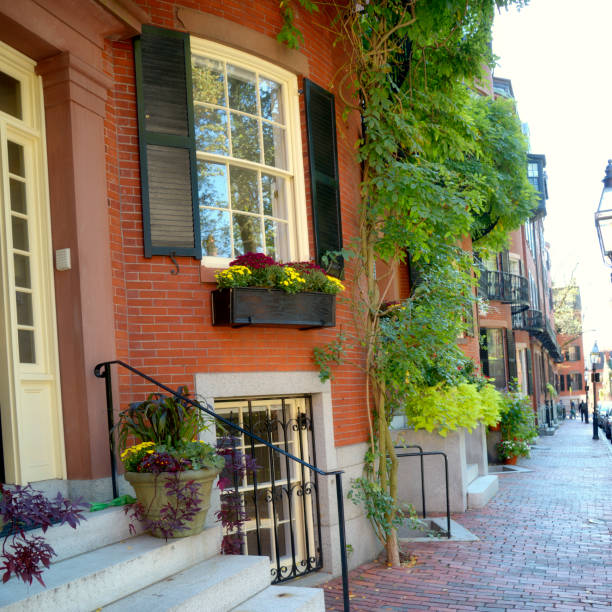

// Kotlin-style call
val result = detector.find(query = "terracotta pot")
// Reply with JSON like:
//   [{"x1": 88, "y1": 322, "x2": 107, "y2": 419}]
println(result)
[
  {"x1": 503, "y1": 455, "x2": 518, "y2": 465},
  {"x1": 126, "y1": 468, "x2": 219, "y2": 538}
]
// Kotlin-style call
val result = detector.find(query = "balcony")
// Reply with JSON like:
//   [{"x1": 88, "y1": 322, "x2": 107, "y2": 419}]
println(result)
[
  {"x1": 534, "y1": 318, "x2": 564, "y2": 362},
  {"x1": 478, "y1": 270, "x2": 529, "y2": 312},
  {"x1": 512, "y1": 308, "x2": 544, "y2": 333}
]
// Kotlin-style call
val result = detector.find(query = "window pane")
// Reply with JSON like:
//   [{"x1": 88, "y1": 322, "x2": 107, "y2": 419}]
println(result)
[
  {"x1": 14, "y1": 254, "x2": 31, "y2": 288},
  {"x1": 230, "y1": 113, "x2": 260, "y2": 163},
  {"x1": 195, "y1": 106, "x2": 229, "y2": 155},
  {"x1": 192, "y1": 57, "x2": 226, "y2": 106},
  {"x1": 8, "y1": 141, "x2": 24, "y2": 177},
  {"x1": 198, "y1": 161, "x2": 229, "y2": 208},
  {"x1": 12, "y1": 216, "x2": 29, "y2": 251},
  {"x1": 265, "y1": 219, "x2": 289, "y2": 261},
  {"x1": 227, "y1": 64, "x2": 257, "y2": 114},
  {"x1": 16, "y1": 291, "x2": 33, "y2": 326},
  {"x1": 262, "y1": 123, "x2": 287, "y2": 169},
  {"x1": 259, "y1": 78, "x2": 283, "y2": 123},
  {"x1": 233, "y1": 214, "x2": 263, "y2": 255},
  {"x1": 10, "y1": 178, "x2": 26, "y2": 213},
  {"x1": 200, "y1": 208, "x2": 231, "y2": 257},
  {"x1": 18, "y1": 329, "x2": 35, "y2": 363},
  {"x1": 262, "y1": 174, "x2": 287, "y2": 218},
  {"x1": 230, "y1": 166, "x2": 259, "y2": 213},
  {"x1": 0, "y1": 71, "x2": 22, "y2": 119}
]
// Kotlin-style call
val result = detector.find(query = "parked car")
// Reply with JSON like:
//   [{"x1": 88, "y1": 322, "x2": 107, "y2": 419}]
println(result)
[
  {"x1": 598, "y1": 401, "x2": 612, "y2": 438},
  {"x1": 596, "y1": 400, "x2": 612, "y2": 434}
]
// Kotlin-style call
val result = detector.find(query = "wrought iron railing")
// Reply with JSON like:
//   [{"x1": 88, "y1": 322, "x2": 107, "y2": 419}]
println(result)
[
  {"x1": 394, "y1": 445, "x2": 451, "y2": 538},
  {"x1": 478, "y1": 270, "x2": 529, "y2": 311},
  {"x1": 512, "y1": 308, "x2": 543, "y2": 333},
  {"x1": 94, "y1": 360, "x2": 350, "y2": 611}
]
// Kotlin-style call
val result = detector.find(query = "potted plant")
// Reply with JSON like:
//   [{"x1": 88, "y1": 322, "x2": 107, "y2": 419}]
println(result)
[
  {"x1": 116, "y1": 389, "x2": 225, "y2": 538},
  {"x1": 211, "y1": 253, "x2": 344, "y2": 328},
  {"x1": 495, "y1": 391, "x2": 538, "y2": 464}
]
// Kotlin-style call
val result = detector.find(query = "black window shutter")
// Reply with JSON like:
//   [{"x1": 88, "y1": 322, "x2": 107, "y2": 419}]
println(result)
[
  {"x1": 479, "y1": 331, "x2": 489, "y2": 378},
  {"x1": 560, "y1": 374, "x2": 565, "y2": 392},
  {"x1": 506, "y1": 329, "x2": 518, "y2": 385},
  {"x1": 304, "y1": 79, "x2": 343, "y2": 276},
  {"x1": 134, "y1": 25, "x2": 201, "y2": 259},
  {"x1": 526, "y1": 348, "x2": 533, "y2": 395}
]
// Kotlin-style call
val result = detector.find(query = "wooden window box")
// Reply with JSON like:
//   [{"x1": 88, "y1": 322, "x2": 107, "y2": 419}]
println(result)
[{"x1": 211, "y1": 288, "x2": 336, "y2": 329}]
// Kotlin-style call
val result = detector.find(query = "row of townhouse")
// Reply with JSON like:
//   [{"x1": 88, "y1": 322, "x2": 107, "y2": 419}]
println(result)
[
  {"x1": 475, "y1": 77, "x2": 566, "y2": 431},
  {"x1": 0, "y1": 1, "x2": 574, "y2": 606}
]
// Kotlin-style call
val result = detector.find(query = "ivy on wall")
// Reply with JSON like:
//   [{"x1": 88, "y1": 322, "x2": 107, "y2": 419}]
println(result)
[{"x1": 278, "y1": 0, "x2": 534, "y2": 565}]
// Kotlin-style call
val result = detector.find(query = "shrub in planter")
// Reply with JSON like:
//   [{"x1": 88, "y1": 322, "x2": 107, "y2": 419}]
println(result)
[{"x1": 115, "y1": 389, "x2": 225, "y2": 538}]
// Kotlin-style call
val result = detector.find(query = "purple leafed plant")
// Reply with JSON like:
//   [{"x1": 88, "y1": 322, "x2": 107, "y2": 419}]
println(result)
[
  {"x1": 216, "y1": 437, "x2": 260, "y2": 555},
  {"x1": 0, "y1": 484, "x2": 87, "y2": 586}
]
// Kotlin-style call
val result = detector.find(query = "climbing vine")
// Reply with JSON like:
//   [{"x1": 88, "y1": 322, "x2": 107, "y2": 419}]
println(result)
[{"x1": 278, "y1": 0, "x2": 535, "y2": 565}]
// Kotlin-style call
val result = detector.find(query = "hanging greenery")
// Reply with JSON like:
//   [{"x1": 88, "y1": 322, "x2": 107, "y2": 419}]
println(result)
[{"x1": 278, "y1": 0, "x2": 535, "y2": 565}]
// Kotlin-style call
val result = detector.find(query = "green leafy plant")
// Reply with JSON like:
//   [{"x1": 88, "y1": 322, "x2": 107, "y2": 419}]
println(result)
[
  {"x1": 284, "y1": 0, "x2": 534, "y2": 566},
  {"x1": 498, "y1": 391, "x2": 538, "y2": 443},
  {"x1": 546, "y1": 382, "x2": 558, "y2": 398},
  {"x1": 313, "y1": 333, "x2": 346, "y2": 382},
  {"x1": 496, "y1": 439, "x2": 530, "y2": 460}
]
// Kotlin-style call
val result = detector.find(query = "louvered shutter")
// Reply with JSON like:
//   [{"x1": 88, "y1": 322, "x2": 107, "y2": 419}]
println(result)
[
  {"x1": 506, "y1": 329, "x2": 517, "y2": 386},
  {"x1": 526, "y1": 348, "x2": 533, "y2": 395},
  {"x1": 134, "y1": 25, "x2": 201, "y2": 259},
  {"x1": 304, "y1": 79, "x2": 343, "y2": 276}
]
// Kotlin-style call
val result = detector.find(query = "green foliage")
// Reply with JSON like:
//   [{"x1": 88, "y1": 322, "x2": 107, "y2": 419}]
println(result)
[
  {"x1": 347, "y1": 477, "x2": 406, "y2": 544},
  {"x1": 115, "y1": 390, "x2": 208, "y2": 452},
  {"x1": 496, "y1": 438, "x2": 530, "y2": 460},
  {"x1": 276, "y1": 0, "x2": 318, "y2": 49},
  {"x1": 498, "y1": 391, "x2": 538, "y2": 442},
  {"x1": 407, "y1": 381, "x2": 502, "y2": 436},
  {"x1": 285, "y1": 0, "x2": 533, "y2": 561},
  {"x1": 553, "y1": 281, "x2": 583, "y2": 340},
  {"x1": 546, "y1": 382, "x2": 557, "y2": 398},
  {"x1": 313, "y1": 333, "x2": 345, "y2": 382}
]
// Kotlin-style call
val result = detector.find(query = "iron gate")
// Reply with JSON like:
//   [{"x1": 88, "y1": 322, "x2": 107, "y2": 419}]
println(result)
[{"x1": 215, "y1": 395, "x2": 322, "y2": 582}]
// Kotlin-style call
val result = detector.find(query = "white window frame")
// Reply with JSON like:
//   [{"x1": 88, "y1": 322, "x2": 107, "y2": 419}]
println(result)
[{"x1": 190, "y1": 38, "x2": 309, "y2": 268}]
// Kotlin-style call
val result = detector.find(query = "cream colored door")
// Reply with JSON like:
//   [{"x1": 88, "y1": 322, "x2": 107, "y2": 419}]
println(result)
[{"x1": 0, "y1": 42, "x2": 65, "y2": 484}]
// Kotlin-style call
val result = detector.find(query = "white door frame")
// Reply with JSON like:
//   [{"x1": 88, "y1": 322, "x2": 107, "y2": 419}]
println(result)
[{"x1": 0, "y1": 40, "x2": 65, "y2": 484}]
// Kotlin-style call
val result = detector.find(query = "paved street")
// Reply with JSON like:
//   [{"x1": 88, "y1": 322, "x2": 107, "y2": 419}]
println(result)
[{"x1": 324, "y1": 420, "x2": 612, "y2": 611}]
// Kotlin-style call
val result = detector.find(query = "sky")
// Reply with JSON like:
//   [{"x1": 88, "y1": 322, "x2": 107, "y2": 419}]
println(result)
[{"x1": 492, "y1": 0, "x2": 612, "y2": 354}]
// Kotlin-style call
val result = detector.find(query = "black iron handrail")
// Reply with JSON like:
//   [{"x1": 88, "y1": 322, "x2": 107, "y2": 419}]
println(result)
[
  {"x1": 394, "y1": 446, "x2": 451, "y2": 538},
  {"x1": 94, "y1": 359, "x2": 350, "y2": 611}
]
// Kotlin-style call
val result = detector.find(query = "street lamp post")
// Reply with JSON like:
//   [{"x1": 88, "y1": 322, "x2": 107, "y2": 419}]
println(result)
[
  {"x1": 591, "y1": 342, "x2": 601, "y2": 440},
  {"x1": 595, "y1": 160, "x2": 612, "y2": 268}
]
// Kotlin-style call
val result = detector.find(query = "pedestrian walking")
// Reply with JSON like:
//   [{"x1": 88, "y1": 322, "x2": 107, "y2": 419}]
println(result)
[{"x1": 579, "y1": 400, "x2": 586, "y2": 422}]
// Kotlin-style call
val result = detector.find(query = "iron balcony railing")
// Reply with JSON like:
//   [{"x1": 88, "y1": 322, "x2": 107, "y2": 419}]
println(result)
[
  {"x1": 94, "y1": 360, "x2": 350, "y2": 612},
  {"x1": 534, "y1": 318, "x2": 563, "y2": 362},
  {"x1": 478, "y1": 270, "x2": 529, "y2": 312},
  {"x1": 512, "y1": 308, "x2": 544, "y2": 333}
]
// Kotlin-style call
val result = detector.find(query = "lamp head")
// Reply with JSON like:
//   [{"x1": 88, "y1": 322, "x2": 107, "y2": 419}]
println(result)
[{"x1": 595, "y1": 160, "x2": 612, "y2": 267}]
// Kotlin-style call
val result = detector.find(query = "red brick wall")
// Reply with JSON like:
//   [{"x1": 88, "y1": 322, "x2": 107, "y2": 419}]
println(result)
[{"x1": 103, "y1": 1, "x2": 369, "y2": 447}]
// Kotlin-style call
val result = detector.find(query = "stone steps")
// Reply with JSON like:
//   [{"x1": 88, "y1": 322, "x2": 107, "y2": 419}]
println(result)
[
  {"x1": 0, "y1": 507, "x2": 324, "y2": 611},
  {"x1": 466, "y1": 475, "x2": 499, "y2": 509}
]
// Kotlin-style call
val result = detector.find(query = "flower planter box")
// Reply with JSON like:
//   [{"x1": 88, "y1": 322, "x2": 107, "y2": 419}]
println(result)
[{"x1": 211, "y1": 287, "x2": 336, "y2": 328}]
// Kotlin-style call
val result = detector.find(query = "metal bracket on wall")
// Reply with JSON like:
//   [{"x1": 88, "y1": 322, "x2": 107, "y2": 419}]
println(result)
[{"x1": 169, "y1": 252, "x2": 179, "y2": 275}]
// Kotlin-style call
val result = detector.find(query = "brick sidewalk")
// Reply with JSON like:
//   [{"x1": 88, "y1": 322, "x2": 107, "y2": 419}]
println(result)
[{"x1": 324, "y1": 420, "x2": 612, "y2": 611}]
